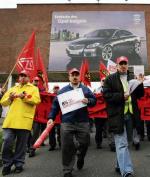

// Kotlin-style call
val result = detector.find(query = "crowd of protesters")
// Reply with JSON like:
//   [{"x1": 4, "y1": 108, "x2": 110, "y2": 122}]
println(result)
[{"x1": 0, "y1": 56, "x2": 149, "y2": 177}]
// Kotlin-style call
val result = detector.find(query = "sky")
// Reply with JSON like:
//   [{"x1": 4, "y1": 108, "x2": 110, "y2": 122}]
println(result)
[{"x1": 0, "y1": 0, "x2": 150, "y2": 9}]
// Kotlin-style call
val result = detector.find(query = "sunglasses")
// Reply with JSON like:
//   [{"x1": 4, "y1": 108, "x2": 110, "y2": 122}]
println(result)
[{"x1": 119, "y1": 61, "x2": 128, "y2": 65}]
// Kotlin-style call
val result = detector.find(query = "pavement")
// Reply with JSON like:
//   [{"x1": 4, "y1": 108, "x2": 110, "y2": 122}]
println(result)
[{"x1": 0, "y1": 124, "x2": 150, "y2": 177}]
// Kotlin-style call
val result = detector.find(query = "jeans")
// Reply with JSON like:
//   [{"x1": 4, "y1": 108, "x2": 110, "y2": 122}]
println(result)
[
  {"x1": 2, "y1": 128, "x2": 30, "y2": 167},
  {"x1": 114, "y1": 114, "x2": 134, "y2": 177}
]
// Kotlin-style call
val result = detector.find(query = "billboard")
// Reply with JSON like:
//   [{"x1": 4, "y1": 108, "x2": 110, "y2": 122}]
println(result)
[{"x1": 49, "y1": 11, "x2": 147, "y2": 71}]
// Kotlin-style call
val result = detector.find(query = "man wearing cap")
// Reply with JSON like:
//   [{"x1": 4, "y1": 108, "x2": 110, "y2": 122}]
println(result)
[
  {"x1": 103, "y1": 56, "x2": 144, "y2": 177},
  {"x1": 0, "y1": 70, "x2": 41, "y2": 176},
  {"x1": 47, "y1": 68, "x2": 96, "y2": 177},
  {"x1": 32, "y1": 76, "x2": 40, "y2": 87}
]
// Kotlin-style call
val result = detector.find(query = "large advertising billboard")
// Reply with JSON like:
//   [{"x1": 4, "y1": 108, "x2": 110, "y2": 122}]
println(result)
[{"x1": 49, "y1": 11, "x2": 147, "y2": 71}]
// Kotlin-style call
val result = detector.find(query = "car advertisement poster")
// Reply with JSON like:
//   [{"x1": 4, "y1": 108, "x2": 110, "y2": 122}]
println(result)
[{"x1": 49, "y1": 11, "x2": 147, "y2": 71}]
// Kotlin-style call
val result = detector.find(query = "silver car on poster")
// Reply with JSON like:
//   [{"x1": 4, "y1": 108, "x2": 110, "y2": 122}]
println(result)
[{"x1": 66, "y1": 29, "x2": 141, "y2": 61}]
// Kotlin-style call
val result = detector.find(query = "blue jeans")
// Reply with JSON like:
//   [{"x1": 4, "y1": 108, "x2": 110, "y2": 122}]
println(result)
[{"x1": 114, "y1": 114, "x2": 134, "y2": 177}]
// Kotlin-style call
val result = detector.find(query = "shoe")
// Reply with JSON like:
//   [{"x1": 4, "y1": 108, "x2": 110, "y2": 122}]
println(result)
[
  {"x1": 26, "y1": 148, "x2": 30, "y2": 153},
  {"x1": 41, "y1": 143, "x2": 46, "y2": 146},
  {"x1": 96, "y1": 144, "x2": 102, "y2": 149},
  {"x1": 133, "y1": 143, "x2": 140, "y2": 150},
  {"x1": 48, "y1": 147, "x2": 55, "y2": 151},
  {"x1": 140, "y1": 136, "x2": 144, "y2": 141},
  {"x1": 14, "y1": 166, "x2": 23, "y2": 173},
  {"x1": 109, "y1": 144, "x2": 116, "y2": 152},
  {"x1": 2, "y1": 166, "x2": 11, "y2": 176},
  {"x1": 115, "y1": 167, "x2": 121, "y2": 174},
  {"x1": 124, "y1": 173, "x2": 134, "y2": 177},
  {"x1": 77, "y1": 157, "x2": 84, "y2": 170},
  {"x1": 64, "y1": 172, "x2": 73, "y2": 177},
  {"x1": 29, "y1": 149, "x2": 35, "y2": 157}
]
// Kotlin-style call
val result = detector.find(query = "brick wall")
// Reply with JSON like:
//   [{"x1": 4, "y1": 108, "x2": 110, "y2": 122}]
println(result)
[{"x1": 0, "y1": 4, "x2": 150, "y2": 81}]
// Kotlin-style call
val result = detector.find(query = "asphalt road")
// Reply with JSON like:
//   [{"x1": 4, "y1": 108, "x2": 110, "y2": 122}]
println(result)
[{"x1": 1, "y1": 131, "x2": 150, "y2": 177}]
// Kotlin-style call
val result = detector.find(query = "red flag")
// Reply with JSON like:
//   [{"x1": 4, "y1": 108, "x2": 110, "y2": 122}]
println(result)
[
  {"x1": 80, "y1": 59, "x2": 91, "y2": 86},
  {"x1": 16, "y1": 31, "x2": 36, "y2": 80},
  {"x1": 99, "y1": 61, "x2": 109, "y2": 80},
  {"x1": 36, "y1": 48, "x2": 49, "y2": 91}
]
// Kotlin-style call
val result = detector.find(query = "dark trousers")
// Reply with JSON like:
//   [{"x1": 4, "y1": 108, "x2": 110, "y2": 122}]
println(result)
[
  {"x1": 0, "y1": 105, "x2": 2, "y2": 118},
  {"x1": 94, "y1": 118, "x2": 107, "y2": 146},
  {"x1": 61, "y1": 122, "x2": 90, "y2": 174},
  {"x1": 2, "y1": 128, "x2": 30, "y2": 167},
  {"x1": 49, "y1": 124, "x2": 61, "y2": 148},
  {"x1": 29, "y1": 121, "x2": 46, "y2": 149}
]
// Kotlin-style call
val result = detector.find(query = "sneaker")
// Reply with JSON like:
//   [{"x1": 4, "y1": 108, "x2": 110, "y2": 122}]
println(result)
[
  {"x1": 64, "y1": 172, "x2": 73, "y2": 177},
  {"x1": 77, "y1": 157, "x2": 84, "y2": 170},
  {"x1": 14, "y1": 166, "x2": 23, "y2": 173},
  {"x1": 2, "y1": 166, "x2": 11, "y2": 176}
]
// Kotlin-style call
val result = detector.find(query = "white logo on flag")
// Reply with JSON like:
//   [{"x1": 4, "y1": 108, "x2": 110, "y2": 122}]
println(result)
[{"x1": 17, "y1": 57, "x2": 34, "y2": 71}]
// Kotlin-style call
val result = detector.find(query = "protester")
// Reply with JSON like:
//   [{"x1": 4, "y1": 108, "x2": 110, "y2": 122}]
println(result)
[
  {"x1": 103, "y1": 56, "x2": 144, "y2": 177},
  {"x1": 47, "y1": 68, "x2": 96, "y2": 177},
  {"x1": 32, "y1": 76, "x2": 40, "y2": 87},
  {"x1": 0, "y1": 70, "x2": 41, "y2": 176},
  {"x1": 28, "y1": 76, "x2": 47, "y2": 157},
  {"x1": 49, "y1": 85, "x2": 61, "y2": 151},
  {"x1": 94, "y1": 77, "x2": 107, "y2": 149}
]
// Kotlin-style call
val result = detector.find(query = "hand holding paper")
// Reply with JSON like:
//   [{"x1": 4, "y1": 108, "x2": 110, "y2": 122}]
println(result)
[{"x1": 82, "y1": 98, "x2": 88, "y2": 104}]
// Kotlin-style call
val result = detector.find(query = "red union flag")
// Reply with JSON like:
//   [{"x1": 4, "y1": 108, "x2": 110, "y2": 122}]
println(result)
[
  {"x1": 36, "y1": 48, "x2": 49, "y2": 91},
  {"x1": 17, "y1": 57, "x2": 34, "y2": 71},
  {"x1": 80, "y1": 59, "x2": 91, "y2": 87},
  {"x1": 99, "y1": 61, "x2": 109, "y2": 80},
  {"x1": 16, "y1": 31, "x2": 36, "y2": 80}
]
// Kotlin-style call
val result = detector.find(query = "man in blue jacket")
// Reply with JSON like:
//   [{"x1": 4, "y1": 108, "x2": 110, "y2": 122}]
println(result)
[{"x1": 47, "y1": 68, "x2": 96, "y2": 177}]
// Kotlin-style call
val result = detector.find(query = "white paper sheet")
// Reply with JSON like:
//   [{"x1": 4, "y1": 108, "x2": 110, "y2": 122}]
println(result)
[{"x1": 57, "y1": 88, "x2": 86, "y2": 115}]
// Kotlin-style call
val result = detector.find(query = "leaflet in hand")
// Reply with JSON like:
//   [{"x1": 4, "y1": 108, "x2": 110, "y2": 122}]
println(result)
[
  {"x1": 128, "y1": 79, "x2": 141, "y2": 94},
  {"x1": 57, "y1": 88, "x2": 86, "y2": 115}
]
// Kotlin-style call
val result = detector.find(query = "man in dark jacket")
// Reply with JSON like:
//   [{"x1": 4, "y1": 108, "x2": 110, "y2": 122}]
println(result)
[
  {"x1": 103, "y1": 56, "x2": 144, "y2": 177},
  {"x1": 47, "y1": 68, "x2": 96, "y2": 177}
]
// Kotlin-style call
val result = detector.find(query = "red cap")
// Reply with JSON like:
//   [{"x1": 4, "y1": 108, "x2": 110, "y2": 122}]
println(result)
[
  {"x1": 33, "y1": 76, "x2": 40, "y2": 81},
  {"x1": 69, "y1": 68, "x2": 80, "y2": 74},
  {"x1": 116, "y1": 56, "x2": 128, "y2": 64},
  {"x1": 19, "y1": 70, "x2": 29, "y2": 76}
]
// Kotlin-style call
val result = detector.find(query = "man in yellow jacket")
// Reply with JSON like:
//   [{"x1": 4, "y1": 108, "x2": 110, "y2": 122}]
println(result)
[{"x1": 0, "y1": 70, "x2": 41, "y2": 176}]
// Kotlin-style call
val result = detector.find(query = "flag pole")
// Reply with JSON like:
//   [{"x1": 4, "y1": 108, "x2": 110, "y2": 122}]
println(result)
[{"x1": 2, "y1": 61, "x2": 18, "y2": 90}]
